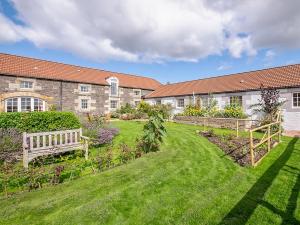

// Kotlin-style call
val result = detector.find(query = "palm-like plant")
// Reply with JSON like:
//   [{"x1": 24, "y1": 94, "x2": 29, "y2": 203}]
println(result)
[{"x1": 139, "y1": 112, "x2": 166, "y2": 153}]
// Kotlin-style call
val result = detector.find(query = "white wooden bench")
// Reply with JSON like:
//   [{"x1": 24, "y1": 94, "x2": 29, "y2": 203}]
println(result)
[{"x1": 22, "y1": 128, "x2": 89, "y2": 168}]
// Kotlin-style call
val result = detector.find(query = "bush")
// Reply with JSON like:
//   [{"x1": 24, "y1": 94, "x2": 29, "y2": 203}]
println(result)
[
  {"x1": 117, "y1": 103, "x2": 135, "y2": 114},
  {"x1": 137, "y1": 101, "x2": 152, "y2": 114},
  {"x1": 0, "y1": 112, "x2": 81, "y2": 132},
  {"x1": 97, "y1": 128, "x2": 119, "y2": 145},
  {"x1": 0, "y1": 128, "x2": 23, "y2": 162},
  {"x1": 183, "y1": 105, "x2": 205, "y2": 116},
  {"x1": 223, "y1": 104, "x2": 247, "y2": 119}
]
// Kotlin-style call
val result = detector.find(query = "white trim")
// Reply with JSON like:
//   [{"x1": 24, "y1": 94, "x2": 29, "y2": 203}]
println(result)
[
  {"x1": 292, "y1": 92, "x2": 300, "y2": 109},
  {"x1": 4, "y1": 97, "x2": 46, "y2": 112},
  {"x1": 106, "y1": 76, "x2": 119, "y2": 97},
  {"x1": 176, "y1": 98, "x2": 185, "y2": 108}
]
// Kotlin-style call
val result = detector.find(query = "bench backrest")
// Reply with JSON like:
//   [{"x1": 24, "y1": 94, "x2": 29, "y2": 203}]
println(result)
[{"x1": 23, "y1": 128, "x2": 82, "y2": 151}]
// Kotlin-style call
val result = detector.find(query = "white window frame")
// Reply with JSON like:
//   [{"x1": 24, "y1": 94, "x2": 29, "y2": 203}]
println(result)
[
  {"x1": 20, "y1": 81, "x2": 33, "y2": 89},
  {"x1": 80, "y1": 84, "x2": 90, "y2": 93},
  {"x1": 156, "y1": 99, "x2": 162, "y2": 105},
  {"x1": 230, "y1": 96, "x2": 243, "y2": 106},
  {"x1": 177, "y1": 99, "x2": 185, "y2": 108},
  {"x1": 134, "y1": 89, "x2": 141, "y2": 97},
  {"x1": 107, "y1": 77, "x2": 119, "y2": 96},
  {"x1": 292, "y1": 92, "x2": 300, "y2": 108},
  {"x1": 5, "y1": 97, "x2": 45, "y2": 112},
  {"x1": 81, "y1": 99, "x2": 89, "y2": 110},
  {"x1": 110, "y1": 100, "x2": 118, "y2": 109}
]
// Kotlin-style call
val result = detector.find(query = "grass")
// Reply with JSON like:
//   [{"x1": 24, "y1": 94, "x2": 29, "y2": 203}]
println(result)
[{"x1": 0, "y1": 121, "x2": 299, "y2": 225}]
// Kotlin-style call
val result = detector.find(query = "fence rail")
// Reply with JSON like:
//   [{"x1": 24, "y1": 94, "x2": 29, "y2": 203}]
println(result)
[{"x1": 249, "y1": 116, "x2": 282, "y2": 166}]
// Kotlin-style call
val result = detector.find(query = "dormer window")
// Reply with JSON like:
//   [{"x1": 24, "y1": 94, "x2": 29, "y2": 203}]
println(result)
[
  {"x1": 107, "y1": 77, "x2": 119, "y2": 96},
  {"x1": 20, "y1": 81, "x2": 33, "y2": 89}
]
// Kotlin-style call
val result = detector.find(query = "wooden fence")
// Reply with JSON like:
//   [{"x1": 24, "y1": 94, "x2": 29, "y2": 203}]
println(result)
[
  {"x1": 249, "y1": 117, "x2": 282, "y2": 166},
  {"x1": 174, "y1": 115, "x2": 260, "y2": 136}
]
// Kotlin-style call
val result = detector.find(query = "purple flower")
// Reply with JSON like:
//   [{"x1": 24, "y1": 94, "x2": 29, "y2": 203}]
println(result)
[{"x1": 98, "y1": 128, "x2": 119, "y2": 144}]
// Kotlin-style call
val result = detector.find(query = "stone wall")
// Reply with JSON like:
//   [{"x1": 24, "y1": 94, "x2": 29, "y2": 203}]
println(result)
[
  {"x1": 0, "y1": 74, "x2": 149, "y2": 117},
  {"x1": 174, "y1": 115, "x2": 258, "y2": 130}
]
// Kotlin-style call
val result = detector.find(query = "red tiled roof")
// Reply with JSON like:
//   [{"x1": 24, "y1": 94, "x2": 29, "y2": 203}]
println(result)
[
  {"x1": 0, "y1": 53, "x2": 161, "y2": 90},
  {"x1": 145, "y1": 64, "x2": 300, "y2": 98}
]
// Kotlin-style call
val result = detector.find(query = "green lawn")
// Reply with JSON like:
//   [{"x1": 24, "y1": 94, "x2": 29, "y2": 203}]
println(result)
[{"x1": 0, "y1": 121, "x2": 299, "y2": 225}]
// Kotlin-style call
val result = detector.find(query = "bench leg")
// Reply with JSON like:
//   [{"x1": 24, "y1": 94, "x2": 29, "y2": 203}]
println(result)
[
  {"x1": 23, "y1": 155, "x2": 29, "y2": 169},
  {"x1": 23, "y1": 149, "x2": 29, "y2": 169},
  {"x1": 84, "y1": 141, "x2": 89, "y2": 160}
]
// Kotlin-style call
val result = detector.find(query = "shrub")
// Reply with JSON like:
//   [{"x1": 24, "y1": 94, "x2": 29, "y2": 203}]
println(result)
[
  {"x1": 0, "y1": 128, "x2": 23, "y2": 162},
  {"x1": 82, "y1": 114, "x2": 106, "y2": 138},
  {"x1": 137, "y1": 112, "x2": 166, "y2": 153},
  {"x1": 183, "y1": 105, "x2": 205, "y2": 116},
  {"x1": 223, "y1": 104, "x2": 247, "y2": 119},
  {"x1": 0, "y1": 112, "x2": 81, "y2": 132},
  {"x1": 117, "y1": 103, "x2": 135, "y2": 114},
  {"x1": 97, "y1": 128, "x2": 119, "y2": 145},
  {"x1": 137, "y1": 101, "x2": 152, "y2": 114}
]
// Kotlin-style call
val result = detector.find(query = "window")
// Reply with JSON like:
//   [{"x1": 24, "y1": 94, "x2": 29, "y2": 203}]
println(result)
[
  {"x1": 134, "y1": 90, "x2": 141, "y2": 96},
  {"x1": 5, "y1": 97, "x2": 45, "y2": 112},
  {"x1": 33, "y1": 98, "x2": 44, "y2": 111},
  {"x1": 110, "y1": 82, "x2": 118, "y2": 96},
  {"x1": 80, "y1": 85, "x2": 89, "y2": 93},
  {"x1": 293, "y1": 93, "x2": 300, "y2": 107},
  {"x1": 6, "y1": 98, "x2": 18, "y2": 112},
  {"x1": 230, "y1": 96, "x2": 243, "y2": 106},
  {"x1": 156, "y1": 100, "x2": 161, "y2": 105},
  {"x1": 177, "y1": 99, "x2": 184, "y2": 108},
  {"x1": 110, "y1": 100, "x2": 118, "y2": 109},
  {"x1": 21, "y1": 97, "x2": 31, "y2": 112},
  {"x1": 20, "y1": 81, "x2": 33, "y2": 89},
  {"x1": 81, "y1": 99, "x2": 88, "y2": 109}
]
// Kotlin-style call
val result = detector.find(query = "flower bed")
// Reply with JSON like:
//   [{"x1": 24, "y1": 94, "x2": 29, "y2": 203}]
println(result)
[{"x1": 199, "y1": 130, "x2": 275, "y2": 166}]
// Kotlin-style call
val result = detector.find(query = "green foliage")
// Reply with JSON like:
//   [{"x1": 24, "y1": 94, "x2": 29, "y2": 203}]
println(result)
[
  {"x1": 117, "y1": 103, "x2": 135, "y2": 114},
  {"x1": 0, "y1": 111, "x2": 81, "y2": 132},
  {"x1": 137, "y1": 101, "x2": 152, "y2": 114},
  {"x1": 181, "y1": 103, "x2": 247, "y2": 119},
  {"x1": 183, "y1": 105, "x2": 205, "y2": 116},
  {"x1": 223, "y1": 103, "x2": 247, "y2": 119},
  {"x1": 148, "y1": 104, "x2": 172, "y2": 119},
  {"x1": 0, "y1": 122, "x2": 298, "y2": 225},
  {"x1": 138, "y1": 112, "x2": 166, "y2": 153}
]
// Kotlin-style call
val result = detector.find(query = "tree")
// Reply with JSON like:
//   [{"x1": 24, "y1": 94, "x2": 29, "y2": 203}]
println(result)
[{"x1": 250, "y1": 85, "x2": 286, "y2": 122}]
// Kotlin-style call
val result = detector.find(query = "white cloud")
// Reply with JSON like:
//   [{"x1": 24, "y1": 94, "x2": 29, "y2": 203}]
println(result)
[
  {"x1": 0, "y1": 0, "x2": 299, "y2": 62},
  {"x1": 217, "y1": 62, "x2": 232, "y2": 71}
]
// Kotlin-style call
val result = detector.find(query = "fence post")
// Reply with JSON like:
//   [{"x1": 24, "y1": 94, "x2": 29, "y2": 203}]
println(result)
[
  {"x1": 236, "y1": 120, "x2": 239, "y2": 137},
  {"x1": 250, "y1": 131, "x2": 254, "y2": 166},
  {"x1": 278, "y1": 116, "x2": 282, "y2": 143},
  {"x1": 267, "y1": 125, "x2": 271, "y2": 152}
]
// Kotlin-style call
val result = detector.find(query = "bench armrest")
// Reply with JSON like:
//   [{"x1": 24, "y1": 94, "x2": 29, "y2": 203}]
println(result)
[{"x1": 81, "y1": 135, "x2": 90, "y2": 141}]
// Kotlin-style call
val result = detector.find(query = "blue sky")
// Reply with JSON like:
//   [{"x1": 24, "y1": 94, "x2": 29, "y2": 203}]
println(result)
[{"x1": 1, "y1": 0, "x2": 300, "y2": 84}]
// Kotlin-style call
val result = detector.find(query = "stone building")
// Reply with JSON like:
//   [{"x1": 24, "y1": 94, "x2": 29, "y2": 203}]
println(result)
[
  {"x1": 1, "y1": 53, "x2": 300, "y2": 132},
  {"x1": 144, "y1": 64, "x2": 300, "y2": 132},
  {"x1": 0, "y1": 53, "x2": 161, "y2": 116}
]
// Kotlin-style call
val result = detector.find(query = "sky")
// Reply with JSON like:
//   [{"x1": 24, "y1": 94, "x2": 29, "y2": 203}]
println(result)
[{"x1": 0, "y1": 0, "x2": 300, "y2": 84}]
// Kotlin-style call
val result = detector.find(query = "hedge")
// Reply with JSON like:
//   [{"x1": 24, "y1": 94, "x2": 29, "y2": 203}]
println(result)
[{"x1": 0, "y1": 111, "x2": 81, "y2": 132}]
